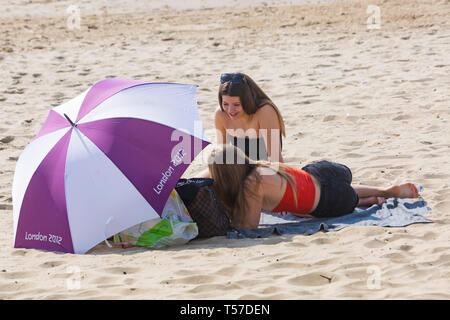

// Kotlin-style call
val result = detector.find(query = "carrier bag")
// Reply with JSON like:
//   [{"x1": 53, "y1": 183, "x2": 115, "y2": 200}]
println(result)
[{"x1": 113, "y1": 189, "x2": 198, "y2": 249}]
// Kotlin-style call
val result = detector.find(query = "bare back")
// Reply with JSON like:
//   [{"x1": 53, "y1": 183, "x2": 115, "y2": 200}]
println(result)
[{"x1": 242, "y1": 167, "x2": 321, "y2": 228}]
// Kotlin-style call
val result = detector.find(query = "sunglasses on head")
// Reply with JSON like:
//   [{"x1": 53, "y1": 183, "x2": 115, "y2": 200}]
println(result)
[{"x1": 220, "y1": 73, "x2": 244, "y2": 84}]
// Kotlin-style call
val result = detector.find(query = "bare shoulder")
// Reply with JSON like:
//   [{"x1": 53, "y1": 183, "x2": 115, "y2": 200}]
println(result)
[
  {"x1": 214, "y1": 107, "x2": 227, "y2": 120},
  {"x1": 214, "y1": 107, "x2": 228, "y2": 127},
  {"x1": 255, "y1": 104, "x2": 280, "y2": 128},
  {"x1": 214, "y1": 107, "x2": 228, "y2": 143},
  {"x1": 255, "y1": 104, "x2": 278, "y2": 117}
]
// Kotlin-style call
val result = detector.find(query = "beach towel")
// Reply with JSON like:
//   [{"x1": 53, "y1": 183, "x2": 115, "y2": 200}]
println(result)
[{"x1": 227, "y1": 189, "x2": 432, "y2": 239}]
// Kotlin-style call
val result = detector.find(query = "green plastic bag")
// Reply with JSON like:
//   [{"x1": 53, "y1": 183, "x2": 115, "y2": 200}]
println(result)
[{"x1": 113, "y1": 189, "x2": 198, "y2": 249}]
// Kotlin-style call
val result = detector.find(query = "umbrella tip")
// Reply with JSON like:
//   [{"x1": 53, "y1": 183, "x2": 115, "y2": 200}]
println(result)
[{"x1": 63, "y1": 113, "x2": 77, "y2": 127}]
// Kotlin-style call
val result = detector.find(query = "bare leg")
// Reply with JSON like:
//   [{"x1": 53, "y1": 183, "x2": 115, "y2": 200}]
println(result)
[
  {"x1": 353, "y1": 183, "x2": 419, "y2": 206},
  {"x1": 357, "y1": 196, "x2": 385, "y2": 206}
]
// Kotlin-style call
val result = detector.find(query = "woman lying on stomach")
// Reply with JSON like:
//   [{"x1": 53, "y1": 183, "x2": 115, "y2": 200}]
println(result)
[{"x1": 208, "y1": 145, "x2": 420, "y2": 229}]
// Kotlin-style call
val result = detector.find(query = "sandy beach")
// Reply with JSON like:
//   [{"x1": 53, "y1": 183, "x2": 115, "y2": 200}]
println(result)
[{"x1": 1, "y1": 0, "x2": 449, "y2": 299}]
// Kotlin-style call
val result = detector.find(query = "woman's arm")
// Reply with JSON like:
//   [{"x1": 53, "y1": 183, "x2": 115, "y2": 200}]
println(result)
[
  {"x1": 241, "y1": 180, "x2": 264, "y2": 229},
  {"x1": 257, "y1": 105, "x2": 284, "y2": 163},
  {"x1": 214, "y1": 108, "x2": 228, "y2": 145}
]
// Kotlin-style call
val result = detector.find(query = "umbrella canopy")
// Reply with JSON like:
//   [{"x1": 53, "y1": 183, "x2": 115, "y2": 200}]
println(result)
[{"x1": 12, "y1": 78, "x2": 209, "y2": 254}]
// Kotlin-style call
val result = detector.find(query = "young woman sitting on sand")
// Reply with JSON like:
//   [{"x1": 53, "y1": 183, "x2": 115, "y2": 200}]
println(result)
[
  {"x1": 214, "y1": 72, "x2": 286, "y2": 162},
  {"x1": 208, "y1": 145, "x2": 420, "y2": 229}
]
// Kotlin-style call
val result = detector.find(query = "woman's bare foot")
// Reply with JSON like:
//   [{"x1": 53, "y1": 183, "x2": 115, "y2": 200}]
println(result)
[{"x1": 385, "y1": 183, "x2": 419, "y2": 199}]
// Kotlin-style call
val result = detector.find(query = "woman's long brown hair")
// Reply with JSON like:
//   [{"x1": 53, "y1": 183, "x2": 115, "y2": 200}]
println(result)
[
  {"x1": 218, "y1": 72, "x2": 286, "y2": 138},
  {"x1": 208, "y1": 144, "x2": 296, "y2": 227}
]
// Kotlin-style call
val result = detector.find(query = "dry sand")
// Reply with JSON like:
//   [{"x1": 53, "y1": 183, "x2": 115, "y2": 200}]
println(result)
[{"x1": 0, "y1": 0, "x2": 449, "y2": 299}]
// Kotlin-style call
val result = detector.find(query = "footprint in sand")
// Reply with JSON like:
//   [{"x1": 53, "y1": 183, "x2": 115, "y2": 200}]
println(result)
[
  {"x1": 343, "y1": 140, "x2": 366, "y2": 147},
  {"x1": 420, "y1": 231, "x2": 437, "y2": 241},
  {"x1": 239, "y1": 292, "x2": 291, "y2": 299},
  {"x1": 431, "y1": 246, "x2": 450, "y2": 254},
  {"x1": 292, "y1": 132, "x2": 305, "y2": 141},
  {"x1": 0, "y1": 204, "x2": 13, "y2": 210},
  {"x1": 364, "y1": 238, "x2": 386, "y2": 249},
  {"x1": 188, "y1": 283, "x2": 230, "y2": 294},
  {"x1": 315, "y1": 64, "x2": 334, "y2": 68},
  {"x1": 398, "y1": 244, "x2": 413, "y2": 252},
  {"x1": 52, "y1": 92, "x2": 65, "y2": 99},
  {"x1": 423, "y1": 173, "x2": 450, "y2": 180},
  {"x1": 434, "y1": 200, "x2": 450, "y2": 212},
  {"x1": 310, "y1": 237, "x2": 333, "y2": 245},
  {"x1": 0, "y1": 271, "x2": 36, "y2": 280},
  {"x1": 381, "y1": 252, "x2": 409, "y2": 263},
  {"x1": 259, "y1": 286, "x2": 284, "y2": 295},
  {"x1": 342, "y1": 264, "x2": 373, "y2": 280},
  {"x1": 174, "y1": 268, "x2": 200, "y2": 276},
  {"x1": 262, "y1": 261, "x2": 307, "y2": 271},
  {"x1": 285, "y1": 241, "x2": 307, "y2": 248},
  {"x1": 11, "y1": 249, "x2": 29, "y2": 256},
  {"x1": 215, "y1": 266, "x2": 244, "y2": 277},
  {"x1": 4, "y1": 87, "x2": 24, "y2": 94},
  {"x1": 39, "y1": 261, "x2": 66, "y2": 269},
  {"x1": 342, "y1": 152, "x2": 364, "y2": 158},
  {"x1": 323, "y1": 115, "x2": 336, "y2": 122},
  {"x1": 0, "y1": 136, "x2": 14, "y2": 144},
  {"x1": 392, "y1": 114, "x2": 412, "y2": 121},
  {"x1": 162, "y1": 274, "x2": 217, "y2": 285},
  {"x1": 103, "y1": 266, "x2": 140, "y2": 275}
]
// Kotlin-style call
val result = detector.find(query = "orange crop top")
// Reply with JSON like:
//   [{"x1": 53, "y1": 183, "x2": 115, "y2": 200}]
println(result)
[{"x1": 271, "y1": 167, "x2": 316, "y2": 215}]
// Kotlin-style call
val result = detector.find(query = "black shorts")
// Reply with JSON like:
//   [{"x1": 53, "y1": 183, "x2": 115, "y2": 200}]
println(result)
[{"x1": 302, "y1": 160, "x2": 359, "y2": 218}]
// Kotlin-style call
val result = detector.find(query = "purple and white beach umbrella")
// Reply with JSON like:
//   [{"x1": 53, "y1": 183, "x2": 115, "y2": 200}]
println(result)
[{"x1": 12, "y1": 78, "x2": 209, "y2": 254}]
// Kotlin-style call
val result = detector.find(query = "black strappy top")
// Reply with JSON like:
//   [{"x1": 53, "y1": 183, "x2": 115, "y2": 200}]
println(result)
[{"x1": 227, "y1": 133, "x2": 283, "y2": 161}]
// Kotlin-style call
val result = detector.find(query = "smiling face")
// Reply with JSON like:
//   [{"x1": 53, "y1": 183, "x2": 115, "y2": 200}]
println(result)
[{"x1": 221, "y1": 95, "x2": 245, "y2": 120}]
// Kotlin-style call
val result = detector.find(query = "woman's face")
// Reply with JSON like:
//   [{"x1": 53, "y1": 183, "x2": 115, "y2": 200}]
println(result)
[{"x1": 221, "y1": 95, "x2": 244, "y2": 120}]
